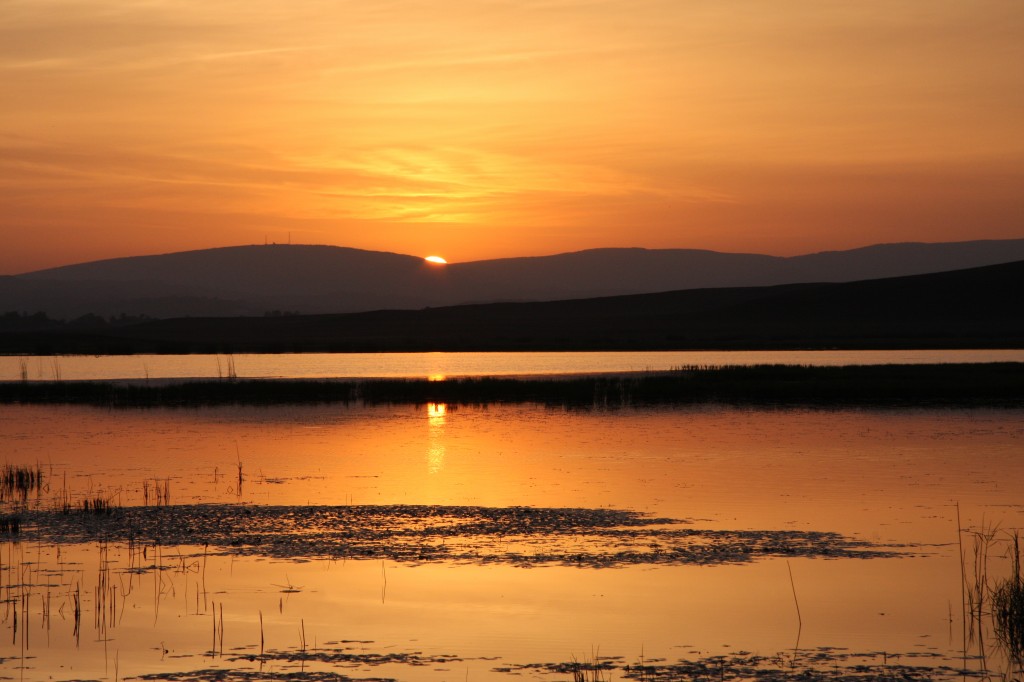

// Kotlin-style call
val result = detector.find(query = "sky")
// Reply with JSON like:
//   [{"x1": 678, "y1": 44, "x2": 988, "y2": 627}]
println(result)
[{"x1": 2, "y1": 0, "x2": 1023, "y2": 274}]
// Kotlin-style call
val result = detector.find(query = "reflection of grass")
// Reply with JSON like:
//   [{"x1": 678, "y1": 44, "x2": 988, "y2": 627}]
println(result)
[{"x1": 2, "y1": 363, "x2": 1024, "y2": 408}]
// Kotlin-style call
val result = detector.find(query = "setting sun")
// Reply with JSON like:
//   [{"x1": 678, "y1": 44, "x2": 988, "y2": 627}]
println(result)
[{"x1": 424, "y1": 256, "x2": 448, "y2": 264}]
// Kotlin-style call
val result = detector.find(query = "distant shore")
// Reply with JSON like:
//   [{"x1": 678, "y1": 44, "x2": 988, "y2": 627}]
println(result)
[{"x1": 2, "y1": 363, "x2": 1021, "y2": 408}]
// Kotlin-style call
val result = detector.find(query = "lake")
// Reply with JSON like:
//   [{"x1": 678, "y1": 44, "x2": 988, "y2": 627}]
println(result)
[
  {"x1": 4, "y1": 348, "x2": 1024, "y2": 381},
  {"x1": 2, "y1": 400, "x2": 1023, "y2": 680}
]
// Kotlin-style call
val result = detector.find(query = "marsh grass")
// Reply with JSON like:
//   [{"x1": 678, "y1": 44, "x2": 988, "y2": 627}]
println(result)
[
  {"x1": 0, "y1": 463, "x2": 43, "y2": 503},
  {"x1": 958, "y1": 517, "x2": 1024, "y2": 676},
  {"x1": 143, "y1": 478, "x2": 171, "y2": 506},
  {"x1": 0, "y1": 515, "x2": 20, "y2": 534},
  {"x1": 991, "y1": 532, "x2": 1024, "y2": 666},
  {"x1": 570, "y1": 651, "x2": 613, "y2": 682},
  {"x1": 80, "y1": 496, "x2": 116, "y2": 515},
  {"x1": 3, "y1": 363, "x2": 1024, "y2": 408}
]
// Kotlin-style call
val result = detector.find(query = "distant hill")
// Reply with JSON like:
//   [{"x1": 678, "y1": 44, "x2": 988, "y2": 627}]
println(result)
[
  {"x1": 3, "y1": 238, "x2": 1024, "y2": 319},
  {"x1": 4, "y1": 259, "x2": 1022, "y2": 353}
]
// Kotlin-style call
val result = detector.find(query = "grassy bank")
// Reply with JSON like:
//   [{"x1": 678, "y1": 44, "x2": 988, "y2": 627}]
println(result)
[{"x1": 1, "y1": 363, "x2": 1022, "y2": 408}]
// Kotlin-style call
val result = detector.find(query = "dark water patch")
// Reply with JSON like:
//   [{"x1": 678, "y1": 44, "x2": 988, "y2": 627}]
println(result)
[{"x1": 20, "y1": 504, "x2": 898, "y2": 568}]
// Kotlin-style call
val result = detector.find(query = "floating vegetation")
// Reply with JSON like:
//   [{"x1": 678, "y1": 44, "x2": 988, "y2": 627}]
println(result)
[
  {"x1": 500, "y1": 648, "x2": 976, "y2": 682},
  {"x1": 133, "y1": 641, "x2": 469, "y2": 681},
  {"x1": 126, "y1": 644, "x2": 994, "y2": 682},
  {"x1": 0, "y1": 463, "x2": 43, "y2": 503},
  {"x1": 19, "y1": 504, "x2": 898, "y2": 568}
]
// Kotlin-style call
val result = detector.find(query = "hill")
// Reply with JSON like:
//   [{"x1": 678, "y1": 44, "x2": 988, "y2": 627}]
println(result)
[
  {"x1": 3, "y1": 238, "x2": 1024, "y2": 319},
  {"x1": 3, "y1": 259, "x2": 1022, "y2": 353}
]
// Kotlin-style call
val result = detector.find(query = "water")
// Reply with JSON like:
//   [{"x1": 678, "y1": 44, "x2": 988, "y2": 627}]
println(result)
[
  {"x1": 2, "y1": 402, "x2": 1023, "y2": 680},
  {"x1": 4, "y1": 348, "x2": 1024, "y2": 381}
]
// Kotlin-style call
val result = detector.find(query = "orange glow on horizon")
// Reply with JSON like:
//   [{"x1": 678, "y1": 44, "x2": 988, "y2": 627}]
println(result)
[
  {"x1": 1, "y1": 1, "x2": 1022, "y2": 274},
  {"x1": 424, "y1": 256, "x2": 448, "y2": 264}
]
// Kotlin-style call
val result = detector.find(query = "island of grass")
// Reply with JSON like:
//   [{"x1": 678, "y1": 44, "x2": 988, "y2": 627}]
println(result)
[{"x1": 1, "y1": 363, "x2": 1022, "y2": 408}]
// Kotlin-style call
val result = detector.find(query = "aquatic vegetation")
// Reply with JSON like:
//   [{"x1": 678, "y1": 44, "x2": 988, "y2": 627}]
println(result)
[
  {"x1": 19, "y1": 504, "x2": 898, "y2": 568},
  {"x1": 0, "y1": 462, "x2": 42, "y2": 503},
  {"x1": 569, "y1": 652, "x2": 613, "y2": 682},
  {"x1": 143, "y1": 477, "x2": 172, "y2": 506},
  {"x1": 503, "y1": 648, "x2": 974, "y2": 682},
  {"x1": 79, "y1": 496, "x2": 117, "y2": 515},
  {"x1": 2, "y1": 363, "x2": 1024, "y2": 408},
  {"x1": 0, "y1": 514, "x2": 20, "y2": 534},
  {"x1": 992, "y1": 533, "x2": 1024, "y2": 666},
  {"x1": 958, "y1": 518, "x2": 1024, "y2": 677}
]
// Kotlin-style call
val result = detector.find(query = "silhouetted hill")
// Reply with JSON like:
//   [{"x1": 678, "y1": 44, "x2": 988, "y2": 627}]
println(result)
[
  {"x1": 4, "y1": 259, "x2": 1022, "y2": 353},
  {"x1": 3, "y1": 238, "x2": 1024, "y2": 319}
]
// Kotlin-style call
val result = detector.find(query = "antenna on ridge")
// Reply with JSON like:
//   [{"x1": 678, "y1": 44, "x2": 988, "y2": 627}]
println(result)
[{"x1": 289, "y1": 231, "x2": 292, "y2": 245}]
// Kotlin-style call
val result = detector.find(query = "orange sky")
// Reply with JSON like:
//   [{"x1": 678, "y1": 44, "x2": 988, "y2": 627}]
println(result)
[{"x1": 2, "y1": 0, "x2": 1023, "y2": 274}]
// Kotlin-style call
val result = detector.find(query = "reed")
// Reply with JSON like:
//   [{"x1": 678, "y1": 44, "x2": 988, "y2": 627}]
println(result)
[
  {"x1": 569, "y1": 652, "x2": 612, "y2": 682},
  {"x1": 0, "y1": 463, "x2": 43, "y2": 503},
  {"x1": 0, "y1": 515, "x2": 20, "y2": 535},
  {"x1": 234, "y1": 444, "x2": 244, "y2": 498},
  {"x1": 143, "y1": 477, "x2": 171, "y2": 506},
  {"x1": 992, "y1": 532, "x2": 1024, "y2": 666},
  {"x1": 80, "y1": 496, "x2": 116, "y2": 515}
]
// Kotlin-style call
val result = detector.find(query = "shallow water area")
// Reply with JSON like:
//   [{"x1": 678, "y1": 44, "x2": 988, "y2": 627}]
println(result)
[{"x1": 2, "y1": 401, "x2": 1023, "y2": 680}]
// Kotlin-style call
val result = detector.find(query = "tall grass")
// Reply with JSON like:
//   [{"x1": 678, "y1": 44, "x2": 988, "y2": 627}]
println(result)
[
  {"x1": 570, "y1": 652, "x2": 613, "y2": 682},
  {"x1": 992, "y1": 532, "x2": 1024, "y2": 667},
  {"x1": 0, "y1": 515, "x2": 20, "y2": 534},
  {"x1": 959, "y1": 516, "x2": 1024, "y2": 675},
  {"x1": 0, "y1": 463, "x2": 43, "y2": 503}
]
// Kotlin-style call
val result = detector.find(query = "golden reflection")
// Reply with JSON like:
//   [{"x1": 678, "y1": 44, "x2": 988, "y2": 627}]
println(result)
[{"x1": 426, "y1": 402, "x2": 447, "y2": 474}]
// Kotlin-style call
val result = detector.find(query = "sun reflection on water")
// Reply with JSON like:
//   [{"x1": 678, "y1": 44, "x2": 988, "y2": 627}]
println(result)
[{"x1": 427, "y1": 402, "x2": 447, "y2": 474}]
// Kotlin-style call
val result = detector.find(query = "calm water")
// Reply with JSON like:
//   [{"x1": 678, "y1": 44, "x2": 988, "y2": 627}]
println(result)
[
  {"x1": 4, "y1": 348, "x2": 1024, "y2": 381},
  {"x1": 2, "y1": 402, "x2": 1023, "y2": 680}
]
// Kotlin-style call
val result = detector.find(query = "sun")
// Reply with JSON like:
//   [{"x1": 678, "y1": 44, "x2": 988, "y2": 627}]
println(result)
[{"x1": 424, "y1": 255, "x2": 447, "y2": 264}]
